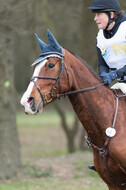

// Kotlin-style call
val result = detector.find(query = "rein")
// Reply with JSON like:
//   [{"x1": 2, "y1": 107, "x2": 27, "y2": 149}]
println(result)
[{"x1": 52, "y1": 83, "x2": 105, "y2": 99}]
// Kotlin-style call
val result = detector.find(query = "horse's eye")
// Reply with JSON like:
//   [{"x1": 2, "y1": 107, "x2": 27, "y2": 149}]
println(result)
[{"x1": 47, "y1": 63, "x2": 55, "y2": 69}]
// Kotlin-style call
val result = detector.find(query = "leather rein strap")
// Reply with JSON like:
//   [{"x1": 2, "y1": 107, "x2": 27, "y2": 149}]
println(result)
[{"x1": 52, "y1": 83, "x2": 105, "y2": 99}]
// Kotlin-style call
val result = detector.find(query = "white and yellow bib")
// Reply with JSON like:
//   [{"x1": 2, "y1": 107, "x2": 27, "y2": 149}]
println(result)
[{"x1": 97, "y1": 21, "x2": 126, "y2": 70}]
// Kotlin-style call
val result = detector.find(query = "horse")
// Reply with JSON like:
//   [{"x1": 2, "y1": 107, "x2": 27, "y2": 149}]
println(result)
[{"x1": 20, "y1": 29, "x2": 126, "y2": 190}]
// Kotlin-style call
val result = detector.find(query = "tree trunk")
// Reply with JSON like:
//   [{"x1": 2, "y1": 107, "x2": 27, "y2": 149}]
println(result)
[
  {"x1": 81, "y1": 0, "x2": 98, "y2": 72},
  {"x1": 54, "y1": 102, "x2": 79, "y2": 153},
  {"x1": 0, "y1": 1, "x2": 21, "y2": 178}
]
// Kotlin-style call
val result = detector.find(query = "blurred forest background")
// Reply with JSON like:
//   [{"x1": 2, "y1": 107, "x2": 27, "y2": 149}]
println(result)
[{"x1": 0, "y1": 0, "x2": 126, "y2": 188}]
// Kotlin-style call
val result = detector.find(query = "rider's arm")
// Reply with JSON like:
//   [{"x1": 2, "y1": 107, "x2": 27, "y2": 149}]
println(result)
[{"x1": 96, "y1": 47, "x2": 109, "y2": 75}]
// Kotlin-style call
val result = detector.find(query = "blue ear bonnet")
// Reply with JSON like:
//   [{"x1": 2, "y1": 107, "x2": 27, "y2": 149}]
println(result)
[{"x1": 32, "y1": 29, "x2": 64, "y2": 66}]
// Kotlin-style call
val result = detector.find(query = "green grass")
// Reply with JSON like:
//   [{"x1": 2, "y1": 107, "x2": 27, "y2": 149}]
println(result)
[
  {"x1": 0, "y1": 110, "x2": 108, "y2": 190},
  {"x1": 0, "y1": 179, "x2": 107, "y2": 190},
  {"x1": 17, "y1": 111, "x2": 60, "y2": 129},
  {"x1": 17, "y1": 110, "x2": 75, "y2": 129},
  {"x1": 17, "y1": 111, "x2": 75, "y2": 159}
]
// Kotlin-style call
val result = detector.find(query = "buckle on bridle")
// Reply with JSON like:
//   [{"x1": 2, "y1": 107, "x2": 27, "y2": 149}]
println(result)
[{"x1": 44, "y1": 92, "x2": 52, "y2": 103}]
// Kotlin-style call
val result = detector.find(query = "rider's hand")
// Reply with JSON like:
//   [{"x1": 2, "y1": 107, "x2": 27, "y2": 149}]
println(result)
[{"x1": 100, "y1": 70, "x2": 117, "y2": 85}]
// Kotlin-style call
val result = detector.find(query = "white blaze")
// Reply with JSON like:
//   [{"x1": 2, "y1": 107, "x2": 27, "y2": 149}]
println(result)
[{"x1": 20, "y1": 59, "x2": 48, "y2": 113}]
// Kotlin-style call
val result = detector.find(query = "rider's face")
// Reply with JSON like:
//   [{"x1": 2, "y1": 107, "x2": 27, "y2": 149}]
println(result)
[{"x1": 94, "y1": 12, "x2": 109, "y2": 30}]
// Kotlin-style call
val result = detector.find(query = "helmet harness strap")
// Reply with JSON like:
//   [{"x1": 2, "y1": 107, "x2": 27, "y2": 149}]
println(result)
[{"x1": 105, "y1": 12, "x2": 114, "y2": 30}]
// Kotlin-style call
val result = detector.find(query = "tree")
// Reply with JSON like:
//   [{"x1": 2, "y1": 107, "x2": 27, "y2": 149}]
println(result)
[
  {"x1": 54, "y1": 100, "x2": 88, "y2": 153},
  {"x1": 0, "y1": 1, "x2": 21, "y2": 178},
  {"x1": 81, "y1": 0, "x2": 98, "y2": 72},
  {"x1": 120, "y1": 0, "x2": 126, "y2": 12},
  {"x1": 54, "y1": 102, "x2": 79, "y2": 153}
]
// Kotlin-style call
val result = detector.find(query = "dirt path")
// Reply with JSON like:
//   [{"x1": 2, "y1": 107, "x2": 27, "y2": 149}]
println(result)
[{"x1": 32, "y1": 152, "x2": 93, "y2": 179}]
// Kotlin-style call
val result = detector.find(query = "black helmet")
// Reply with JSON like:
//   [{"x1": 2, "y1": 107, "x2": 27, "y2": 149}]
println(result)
[{"x1": 87, "y1": 0, "x2": 121, "y2": 12}]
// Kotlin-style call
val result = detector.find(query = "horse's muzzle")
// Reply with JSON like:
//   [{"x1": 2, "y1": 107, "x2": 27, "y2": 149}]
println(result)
[
  {"x1": 27, "y1": 97, "x2": 43, "y2": 114},
  {"x1": 20, "y1": 95, "x2": 43, "y2": 115}
]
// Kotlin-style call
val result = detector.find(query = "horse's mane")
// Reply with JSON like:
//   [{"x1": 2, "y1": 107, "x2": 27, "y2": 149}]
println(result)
[
  {"x1": 72, "y1": 53, "x2": 126, "y2": 99},
  {"x1": 71, "y1": 52, "x2": 101, "y2": 81}
]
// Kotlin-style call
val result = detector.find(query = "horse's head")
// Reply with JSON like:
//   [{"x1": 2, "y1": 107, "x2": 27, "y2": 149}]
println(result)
[{"x1": 20, "y1": 30, "x2": 71, "y2": 114}]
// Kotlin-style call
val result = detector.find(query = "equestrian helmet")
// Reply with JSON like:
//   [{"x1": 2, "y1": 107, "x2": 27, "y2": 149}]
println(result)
[{"x1": 87, "y1": 0, "x2": 121, "y2": 13}]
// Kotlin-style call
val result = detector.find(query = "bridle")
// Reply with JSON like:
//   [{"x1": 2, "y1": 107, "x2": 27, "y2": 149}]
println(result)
[
  {"x1": 30, "y1": 50, "x2": 105, "y2": 107},
  {"x1": 30, "y1": 50, "x2": 70, "y2": 109}
]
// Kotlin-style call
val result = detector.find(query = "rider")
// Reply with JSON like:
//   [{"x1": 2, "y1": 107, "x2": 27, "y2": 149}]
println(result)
[
  {"x1": 87, "y1": 0, "x2": 126, "y2": 93},
  {"x1": 87, "y1": 0, "x2": 126, "y2": 171}
]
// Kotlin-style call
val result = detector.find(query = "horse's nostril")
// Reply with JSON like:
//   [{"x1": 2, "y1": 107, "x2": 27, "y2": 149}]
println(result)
[{"x1": 27, "y1": 97, "x2": 35, "y2": 108}]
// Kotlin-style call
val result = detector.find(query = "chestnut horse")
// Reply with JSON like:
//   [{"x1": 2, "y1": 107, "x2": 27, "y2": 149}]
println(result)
[{"x1": 21, "y1": 30, "x2": 126, "y2": 190}]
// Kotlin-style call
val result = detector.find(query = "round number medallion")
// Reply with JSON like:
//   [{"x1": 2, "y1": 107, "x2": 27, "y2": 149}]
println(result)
[{"x1": 106, "y1": 127, "x2": 116, "y2": 137}]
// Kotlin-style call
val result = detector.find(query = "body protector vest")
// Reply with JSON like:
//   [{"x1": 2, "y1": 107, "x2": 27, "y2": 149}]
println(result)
[{"x1": 97, "y1": 21, "x2": 126, "y2": 81}]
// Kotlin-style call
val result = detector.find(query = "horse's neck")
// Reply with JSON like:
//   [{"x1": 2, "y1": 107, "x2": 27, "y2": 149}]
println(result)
[{"x1": 68, "y1": 54, "x2": 114, "y2": 146}]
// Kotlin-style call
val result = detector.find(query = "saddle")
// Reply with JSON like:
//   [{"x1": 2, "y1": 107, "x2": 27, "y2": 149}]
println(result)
[{"x1": 111, "y1": 82, "x2": 126, "y2": 94}]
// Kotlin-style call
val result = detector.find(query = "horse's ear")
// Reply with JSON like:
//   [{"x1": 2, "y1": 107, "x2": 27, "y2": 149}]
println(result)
[
  {"x1": 47, "y1": 29, "x2": 61, "y2": 50},
  {"x1": 34, "y1": 33, "x2": 46, "y2": 50}
]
